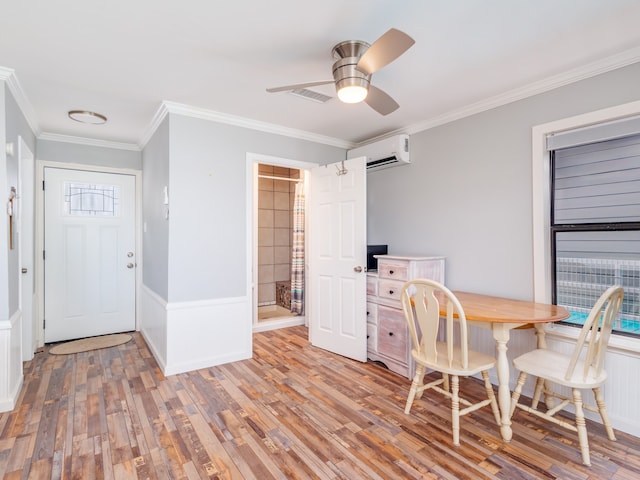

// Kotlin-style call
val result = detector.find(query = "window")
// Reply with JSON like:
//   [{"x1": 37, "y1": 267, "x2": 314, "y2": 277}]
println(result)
[
  {"x1": 64, "y1": 182, "x2": 120, "y2": 216},
  {"x1": 549, "y1": 133, "x2": 640, "y2": 336}
]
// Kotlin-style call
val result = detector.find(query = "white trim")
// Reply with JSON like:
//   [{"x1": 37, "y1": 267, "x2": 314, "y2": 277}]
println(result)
[
  {"x1": 140, "y1": 101, "x2": 354, "y2": 150},
  {"x1": 0, "y1": 310, "x2": 23, "y2": 412},
  {"x1": 35, "y1": 160, "x2": 143, "y2": 349},
  {"x1": 138, "y1": 102, "x2": 169, "y2": 149},
  {"x1": 246, "y1": 153, "x2": 318, "y2": 333},
  {"x1": 399, "y1": 46, "x2": 640, "y2": 139},
  {"x1": 253, "y1": 316, "x2": 306, "y2": 333},
  {"x1": 0, "y1": 67, "x2": 40, "y2": 136},
  {"x1": 165, "y1": 295, "x2": 247, "y2": 311},
  {"x1": 38, "y1": 132, "x2": 139, "y2": 151}
]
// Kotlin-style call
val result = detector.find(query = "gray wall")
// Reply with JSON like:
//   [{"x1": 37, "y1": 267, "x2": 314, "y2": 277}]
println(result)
[
  {"x1": 143, "y1": 113, "x2": 345, "y2": 303},
  {"x1": 3, "y1": 85, "x2": 36, "y2": 317},
  {"x1": 37, "y1": 138, "x2": 141, "y2": 170},
  {"x1": 141, "y1": 116, "x2": 170, "y2": 299},
  {"x1": 367, "y1": 62, "x2": 640, "y2": 300}
]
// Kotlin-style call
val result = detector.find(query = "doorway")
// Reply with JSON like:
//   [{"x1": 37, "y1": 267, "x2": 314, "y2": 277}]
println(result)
[
  {"x1": 255, "y1": 163, "x2": 304, "y2": 329},
  {"x1": 249, "y1": 154, "x2": 312, "y2": 333}
]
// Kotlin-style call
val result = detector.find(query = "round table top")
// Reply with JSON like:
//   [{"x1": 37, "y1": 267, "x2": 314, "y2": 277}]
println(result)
[{"x1": 442, "y1": 291, "x2": 570, "y2": 324}]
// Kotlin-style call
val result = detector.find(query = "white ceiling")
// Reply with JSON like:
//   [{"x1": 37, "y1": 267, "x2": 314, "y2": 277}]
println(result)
[{"x1": 2, "y1": 1, "x2": 640, "y2": 148}]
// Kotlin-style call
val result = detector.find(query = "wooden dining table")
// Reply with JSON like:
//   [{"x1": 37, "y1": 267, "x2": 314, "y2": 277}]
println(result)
[{"x1": 437, "y1": 291, "x2": 570, "y2": 442}]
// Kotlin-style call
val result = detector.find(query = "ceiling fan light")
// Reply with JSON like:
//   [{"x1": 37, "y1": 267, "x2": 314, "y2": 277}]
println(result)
[{"x1": 338, "y1": 85, "x2": 368, "y2": 103}]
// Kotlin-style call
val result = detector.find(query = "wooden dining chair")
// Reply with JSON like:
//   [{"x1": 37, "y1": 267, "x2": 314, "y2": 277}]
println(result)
[
  {"x1": 401, "y1": 279, "x2": 501, "y2": 446},
  {"x1": 510, "y1": 285, "x2": 624, "y2": 466}
]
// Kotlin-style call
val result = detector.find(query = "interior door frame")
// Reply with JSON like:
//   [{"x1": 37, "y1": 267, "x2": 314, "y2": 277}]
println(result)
[
  {"x1": 245, "y1": 152, "x2": 318, "y2": 333},
  {"x1": 35, "y1": 160, "x2": 142, "y2": 348}
]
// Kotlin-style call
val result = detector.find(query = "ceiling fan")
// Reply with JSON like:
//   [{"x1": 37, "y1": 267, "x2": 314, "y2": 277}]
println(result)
[{"x1": 266, "y1": 28, "x2": 415, "y2": 116}]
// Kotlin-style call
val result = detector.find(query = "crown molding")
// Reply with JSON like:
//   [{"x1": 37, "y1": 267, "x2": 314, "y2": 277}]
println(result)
[
  {"x1": 138, "y1": 102, "x2": 170, "y2": 149},
  {"x1": 404, "y1": 45, "x2": 640, "y2": 137},
  {"x1": 38, "y1": 132, "x2": 140, "y2": 151},
  {"x1": 140, "y1": 101, "x2": 354, "y2": 150},
  {"x1": 0, "y1": 66, "x2": 41, "y2": 136}
]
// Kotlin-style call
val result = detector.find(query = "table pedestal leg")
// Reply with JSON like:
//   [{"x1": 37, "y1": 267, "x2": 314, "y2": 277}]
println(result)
[{"x1": 493, "y1": 324, "x2": 512, "y2": 442}]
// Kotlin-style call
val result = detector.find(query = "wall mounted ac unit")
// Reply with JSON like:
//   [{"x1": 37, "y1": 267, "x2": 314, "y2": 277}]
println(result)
[{"x1": 347, "y1": 134, "x2": 410, "y2": 171}]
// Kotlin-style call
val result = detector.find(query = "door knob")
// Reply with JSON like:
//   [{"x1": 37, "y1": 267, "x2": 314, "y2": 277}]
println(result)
[
  {"x1": 354, "y1": 266, "x2": 363, "y2": 273},
  {"x1": 127, "y1": 263, "x2": 134, "y2": 269},
  {"x1": 21, "y1": 267, "x2": 28, "y2": 274}
]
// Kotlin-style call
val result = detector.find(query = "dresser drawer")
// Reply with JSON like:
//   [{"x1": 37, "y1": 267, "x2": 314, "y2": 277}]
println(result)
[
  {"x1": 366, "y1": 323, "x2": 377, "y2": 353},
  {"x1": 378, "y1": 260, "x2": 409, "y2": 281},
  {"x1": 377, "y1": 279, "x2": 404, "y2": 305},
  {"x1": 377, "y1": 305, "x2": 408, "y2": 364},
  {"x1": 366, "y1": 302, "x2": 378, "y2": 325},
  {"x1": 366, "y1": 275, "x2": 378, "y2": 296}
]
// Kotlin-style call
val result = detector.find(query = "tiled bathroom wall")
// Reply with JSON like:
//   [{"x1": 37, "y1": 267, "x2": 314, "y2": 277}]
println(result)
[{"x1": 257, "y1": 164, "x2": 300, "y2": 306}]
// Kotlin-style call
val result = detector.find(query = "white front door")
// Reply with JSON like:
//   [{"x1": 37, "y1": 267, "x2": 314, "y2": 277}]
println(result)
[
  {"x1": 309, "y1": 158, "x2": 367, "y2": 361},
  {"x1": 44, "y1": 167, "x2": 136, "y2": 343}
]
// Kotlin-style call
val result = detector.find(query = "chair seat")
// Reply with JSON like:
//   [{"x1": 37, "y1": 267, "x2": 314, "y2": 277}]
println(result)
[
  {"x1": 513, "y1": 348, "x2": 607, "y2": 389},
  {"x1": 412, "y1": 343, "x2": 496, "y2": 376}
]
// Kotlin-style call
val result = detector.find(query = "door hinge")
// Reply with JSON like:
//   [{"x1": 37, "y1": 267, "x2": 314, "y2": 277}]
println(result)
[
  {"x1": 43, "y1": 250, "x2": 46, "y2": 260},
  {"x1": 43, "y1": 318, "x2": 45, "y2": 329},
  {"x1": 42, "y1": 180, "x2": 45, "y2": 190}
]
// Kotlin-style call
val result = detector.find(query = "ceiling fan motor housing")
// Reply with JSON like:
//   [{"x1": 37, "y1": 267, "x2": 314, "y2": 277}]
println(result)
[
  {"x1": 331, "y1": 40, "x2": 371, "y2": 94},
  {"x1": 332, "y1": 57, "x2": 371, "y2": 93}
]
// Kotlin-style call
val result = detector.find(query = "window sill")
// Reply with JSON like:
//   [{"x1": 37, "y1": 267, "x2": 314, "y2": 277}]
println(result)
[{"x1": 545, "y1": 323, "x2": 640, "y2": 357}]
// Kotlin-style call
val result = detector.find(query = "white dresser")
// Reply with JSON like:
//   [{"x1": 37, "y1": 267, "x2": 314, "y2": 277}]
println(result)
[{"x1": 367, "y1": 255, "x2": 445, "y2": 378}]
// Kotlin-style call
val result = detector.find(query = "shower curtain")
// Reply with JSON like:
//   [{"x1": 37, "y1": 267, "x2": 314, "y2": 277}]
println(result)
[{"x1": 290, "y1": 182, "x2": 305, "y2": 315}]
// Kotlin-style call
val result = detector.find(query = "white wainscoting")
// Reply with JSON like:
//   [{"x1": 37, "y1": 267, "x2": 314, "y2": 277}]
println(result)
[
  {"x1": 0, "y1": 310, "x2": 24, "y2": 412},
  {"x1": 140, "y1": 285, "x2": 252, "y2": 376},
  {"x1": 140, "y1": 285, "x2": 169, "y2": 373},
  {"x1": 545, "y1": 331, "x2": 640, "y2": 438},
  {"x1": 469, "y1": 325, "x2": 640, "y2": 438}
]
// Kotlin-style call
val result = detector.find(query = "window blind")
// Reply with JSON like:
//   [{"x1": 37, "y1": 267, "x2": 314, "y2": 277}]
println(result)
[{"x1": 553, "y1": 134, "x2": 640, "y2": 224}]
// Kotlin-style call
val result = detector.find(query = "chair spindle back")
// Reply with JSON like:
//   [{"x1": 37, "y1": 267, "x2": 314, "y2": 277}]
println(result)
[
  {"x1": 565, "y1": 285, "x2": 624, "y2": 383},
  {"x1": 401, "y1": 279, "x2": 469, "y2": 369}
]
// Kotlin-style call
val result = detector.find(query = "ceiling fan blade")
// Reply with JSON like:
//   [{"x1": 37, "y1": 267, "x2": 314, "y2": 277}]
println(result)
[
  {"x1": 365, "y1": 85, "x2": 399, "y2": 116},
  {"x1": 356, "y1": 28, "x2": 415, "y2": 75},
  {"x1": 266, "y1": 80, "x2": 333, "y2": 93}
]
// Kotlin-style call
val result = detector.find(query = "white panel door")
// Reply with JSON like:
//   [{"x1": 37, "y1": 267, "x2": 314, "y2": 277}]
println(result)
[
  {"x1": 309, "y1": 158, "x2": 367, "y2": 361},
  {"x1": 44, "y1": 168, "x2": 136, "y2": 342},
  {"x1": 18, "y1": 138, "x2": 35, "y2": 359}
]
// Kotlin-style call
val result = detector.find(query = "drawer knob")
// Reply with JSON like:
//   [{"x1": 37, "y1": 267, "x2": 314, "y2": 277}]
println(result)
[
  {"x1": 389, "y1": 332, "x2": 394, "y2": 336},
  {"x1": 389, "y1": 290, "x2": 394, "y2": 295},
  {"x1": 389, "y1": 269, "x2": 394, "y2": 275}
]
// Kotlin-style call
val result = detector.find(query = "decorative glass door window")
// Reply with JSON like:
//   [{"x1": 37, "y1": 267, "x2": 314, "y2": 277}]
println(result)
[{"x1": 64, "y1": 182, "x2": 120, "y2": 216}]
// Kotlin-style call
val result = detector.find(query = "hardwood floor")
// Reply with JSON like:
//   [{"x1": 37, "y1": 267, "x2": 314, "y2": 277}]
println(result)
[{"x1": 1, "y1": 326, "x2": 639, "y2": 479}]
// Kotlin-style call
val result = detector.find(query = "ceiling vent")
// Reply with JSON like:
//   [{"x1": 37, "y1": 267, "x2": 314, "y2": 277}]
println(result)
[
  {"x1": 289, "y1": 88, "x2": 332, "y2": 103},
  {"x1": 347, "y1": 134, "x2": 410, "y2": 171}
]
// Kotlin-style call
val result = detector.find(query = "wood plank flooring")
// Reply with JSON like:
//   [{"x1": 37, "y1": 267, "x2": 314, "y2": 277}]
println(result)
[{"x1": 1, "y1": 326, "x2": 639, "y2": 479}]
